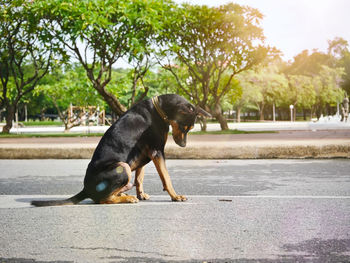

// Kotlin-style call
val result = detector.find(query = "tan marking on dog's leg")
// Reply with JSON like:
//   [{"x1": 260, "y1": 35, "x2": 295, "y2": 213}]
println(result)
[
  {"x1": 100, "y1": 195, "x2": 139, "y2": 204},
  {"x1": 100, "y1": 162, "x2": 138, "y2": 204},
  {"x1": 151, "y1": 155, "x2": 187, "y2": 202},
  {"x1": 134, "y1": 166, "x2": 150, "y2": 200},
  {"x1": 118, "y1": 182, "x2": 133, "y2": 194}
]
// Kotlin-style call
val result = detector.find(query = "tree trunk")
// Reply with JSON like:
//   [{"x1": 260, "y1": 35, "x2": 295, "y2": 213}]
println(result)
[
  {"x1": 199, "y1": 117, "x2": 207, "y2": 131},
  {"x1": 94, "y1": 84, "x2": 127, "y2": 116},
  {"x1": 259, "y1": 104, "x2": 265, "y2": 121},
  {"x1": 198, "y1": 103, "x2": 211, "y2": 131},
  {"x1": 216, "y1": 113, "x2": 229, "y2": 130},
  {"x1": 213, "y1": 103, "x2": 228, "y2": 130},
  {"x1": 130, "y1": 74, "x2": 138, "y2": 106},
  {"x1": 2, "y1": 104, "x2": 15, "y2": 134},
  {"x1": 40, "y1": 108, "x2": 46, "y2": 121},
  {"x1": 302, "y1": 109, "x2": 305, "y2": 120},
  {"x1": 64, "y1": 123, "x2": 71, "y2": 133},
  {"x1": 257, "y1": 102, "x2": 265, "y2": 121},
  {"x1": 236, "y1": 106, "x2": 241, "y2": 123}
]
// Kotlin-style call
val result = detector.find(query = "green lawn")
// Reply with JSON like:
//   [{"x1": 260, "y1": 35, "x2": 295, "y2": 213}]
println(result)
[
  {"x1": 0, "y1": 121, "x2": 63, "y2": 127},
  {"x1": 21, "y1": 121, "x2": 63, "y2": 126},
  {"x1": 0, "y1": 129, "x2": 276, "y2": 138},
  {"x1": 0, "y1": 133, "x2": 104, "y2": 138}
]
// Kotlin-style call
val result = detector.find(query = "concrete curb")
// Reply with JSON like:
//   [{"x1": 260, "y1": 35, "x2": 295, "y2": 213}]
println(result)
[
  {"x1": 166, "y1": 144, "x2": 350, "y2": 159},
  {"x1": 0, "y1": 143, "x2": 349, "y2": 159},
  {"x1": 170, "y1": 143, "x2": 350, "y2": 159}
]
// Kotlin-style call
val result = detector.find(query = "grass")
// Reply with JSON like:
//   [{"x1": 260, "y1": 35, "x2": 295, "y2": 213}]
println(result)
[
  {"x1": 0, "y1": 129, "x2": 277, "y2": 138},
  {"x1": 18, "y1": 121, "x2": 63, "y2": 126},
  {"x1": 0, "y1": 133, "x2": 104, "y2": 138}
]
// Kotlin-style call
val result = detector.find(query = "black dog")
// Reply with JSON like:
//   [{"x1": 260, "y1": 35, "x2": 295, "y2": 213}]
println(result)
[{"x1": 31, "y1": 94, "x2": 210, "y2": 206}]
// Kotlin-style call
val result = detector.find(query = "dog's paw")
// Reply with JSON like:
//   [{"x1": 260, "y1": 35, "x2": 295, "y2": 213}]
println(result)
[
  {"x1": 125, "y1": 196, "x2": 139, "y2": 203},
  {"x1": 171, "y1": 195, "x2": 187, "y2": 202},
  {"x1": 137, "y1": 193, "x2": 150, "y2": 200}
]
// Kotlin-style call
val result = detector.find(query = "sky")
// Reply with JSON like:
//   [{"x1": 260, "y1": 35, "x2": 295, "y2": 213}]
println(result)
[{"x1": 174, "y1": 0, "x2": 350, "y2": 62}]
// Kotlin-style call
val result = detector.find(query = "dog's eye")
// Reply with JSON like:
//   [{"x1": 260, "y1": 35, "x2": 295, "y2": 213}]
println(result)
[{"x1": 179, "y1": 105, "x2": 194, "y2": 115}]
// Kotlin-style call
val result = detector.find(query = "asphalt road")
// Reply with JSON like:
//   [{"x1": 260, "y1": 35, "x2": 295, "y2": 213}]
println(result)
[{"x1": 0, "y1": 159, "x2": 350, "y2": 262}]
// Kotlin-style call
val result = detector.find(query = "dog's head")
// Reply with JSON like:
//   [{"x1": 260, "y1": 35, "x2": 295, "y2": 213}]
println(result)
[{"x1": 154, "y1": 94, "x2": 211, "y2": 147}]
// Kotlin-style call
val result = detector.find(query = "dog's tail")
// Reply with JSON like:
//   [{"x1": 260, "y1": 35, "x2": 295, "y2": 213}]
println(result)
[{"x1": 31, "y1": 190, "x2": 87, "y2": 207}]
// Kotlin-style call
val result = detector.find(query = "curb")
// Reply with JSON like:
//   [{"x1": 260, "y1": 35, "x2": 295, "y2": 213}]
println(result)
[
  {"x1": 0, "y1": 143, "x2": 349, "y2": 159},
  {"x1": 165, "y1": 144, "x2": 350, "y2": 159}
]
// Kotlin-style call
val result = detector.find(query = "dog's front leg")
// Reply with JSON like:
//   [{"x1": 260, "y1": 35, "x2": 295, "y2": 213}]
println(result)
[
  {"x1": 135, "y1": 166, "x2": 150, "y2": 200},
  {"x1": 151, "y1": 152, "x2": 187, "y2": 202}
]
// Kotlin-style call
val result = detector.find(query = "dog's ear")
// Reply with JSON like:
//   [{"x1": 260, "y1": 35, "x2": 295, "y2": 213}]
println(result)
[{"x1": 195, "y1": 106, "x2": 211, "y2": 118}]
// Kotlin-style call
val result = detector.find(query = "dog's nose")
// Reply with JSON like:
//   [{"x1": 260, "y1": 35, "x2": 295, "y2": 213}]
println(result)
[
  {"x1": 178, "y1": 136, "x2": 187, "y2": 147},
  {"x1": 179, "y1": 141, "x2": 186, "y2": 147}
]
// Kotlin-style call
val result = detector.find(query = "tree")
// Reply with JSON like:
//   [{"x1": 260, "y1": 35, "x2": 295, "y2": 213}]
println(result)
[
  {"x1": 35, "y1": 64, "x2": 105, "y2": 131},
  {"x1": 232, "y1": 77, "x2": 257, "y2": 122},
  {"x1": 284, "y1": 44, "x2": 347, "y2": 119},
  {"x1": 313, "y1": 66, "x2": 345, "y2": 118},
  {"x1": 236, "y1": 64, "x2": 288, "y2": 121},
  {"x1": 159, "y1": 3, "x2": 270, "y2": 130},
  {"x1": 286, "y1": 75, "x2": 316, "y2": 120},
  {"x1": 341, "y1": 51, "x2": 350, "y2": 95},
  {"x1": 328, "y1": 37, "x2": 349, "y2": 61},
  {"x1": 32, "y1": 0, "x2": 171, "y2": 117},
  {"x1": 284, "y1": 49, "x2": 332, "y2": 77},
  {"x1": 24, "y1": 91, "x2": 54, "y2": 121},
  {"x1": 213, "y1": 73, "x2": 241, "y2": 127},
  {"x1": 107, "y1": 67, "x2": 160, "y2": 110},
  {"x1": 155, "y1": 68, "x2": 182, "y2": 95},
  {"x1": 328, "y1": 37, "x2": 350, "y2": 96},
  {"x1": 0, "y1": 0, "x2": 60, "y2": 133},
  {"x1": 220, "y1": 77, "x2": 242, "y2": 122}
]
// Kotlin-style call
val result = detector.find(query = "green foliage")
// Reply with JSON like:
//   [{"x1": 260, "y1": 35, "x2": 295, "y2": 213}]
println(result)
[
  {"x1": 2, "y1": 0, "x2": 348, "y2": 126},
  {"x1": 106, "y1": 67, "x2": 166, "y2": 108},
  {"x1": 328, "y1": 37, "x2": 349, "y2": 61},
  {"x1": 0, "y1": 132, "x2": 104, "y2": 138},
  {"x1": 315, "y1": 66, "x2": 345, "y2": 106},
  {"x1": 0, "y1": 0, "x2": 62, "y2": 132},
  {"x1": 31, "y1": 0, "x2": 173, "y2": 115},
  {"x1": 158, "y1": 2, "x2": 271, "y2": 129},
  {"x1": 163, "y1": 3, "x2": 267, "y2": 68},
  {"x1": 34, "y1": 64, "x2": 105, "y2": 130},
  {"x1": 341, "y1": 51, "x2": 350, "y2": 95},
  {"x1": 235, "y1": 47, "x2": 346, "y2": 121},
  {"x1": 285, "y1": 50, "x2": 332, "y2": 76},
  {"x1": 285, "y1": 46, "x2": 345, "y2": 117},
  {"x1": 155, "y1": 68, "x2": 183, "y2": 95},
  {"x1": 287, "y1": 75, "x2": 316, "y2": 110},
  {"x1": 236, "y1": 63, "x2": 288, "y2": 119},
  {"x1": 219, "y1": 77, "x2": 242, "y2": 112},
  {"x1": 22, "y1": 121, "x2": 63, "y2": 126},
  {"x1": 35, "y1": 64, "x2": 104, "y2": 109}
]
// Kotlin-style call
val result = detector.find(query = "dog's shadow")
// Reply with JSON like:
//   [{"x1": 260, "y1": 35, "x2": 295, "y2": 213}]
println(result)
[{"x1": 16, "y1": 197, "x2": 173, "y2": 207}]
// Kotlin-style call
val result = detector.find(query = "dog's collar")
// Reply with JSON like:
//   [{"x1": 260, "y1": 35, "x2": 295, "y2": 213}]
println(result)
[{"x1": 152, "y1": 96, "x2": 169, "y2": 123}]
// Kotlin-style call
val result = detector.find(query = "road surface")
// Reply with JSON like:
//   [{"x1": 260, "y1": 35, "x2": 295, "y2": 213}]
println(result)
[{"x1": 0, "y1": 159, "x2": 350, "y2": 262}]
